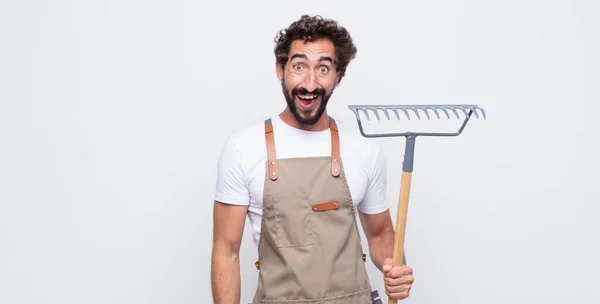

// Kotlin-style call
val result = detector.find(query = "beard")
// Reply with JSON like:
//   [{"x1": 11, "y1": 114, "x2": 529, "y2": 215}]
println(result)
[{"x1": 281, "y1": 79, "x2": 333, "y2": 126}]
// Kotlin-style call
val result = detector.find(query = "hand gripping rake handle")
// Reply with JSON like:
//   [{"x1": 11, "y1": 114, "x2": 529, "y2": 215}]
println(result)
[{"x1": 347, "y1": 104, "x2": 486, "y2": 304}]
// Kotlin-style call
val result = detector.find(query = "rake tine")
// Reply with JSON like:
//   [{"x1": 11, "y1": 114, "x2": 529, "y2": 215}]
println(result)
[
  {"x1": 376, "y1": 107, "x2": 391, "y2": 120},
  {"x1": 455, "y1": 106, "x2": 469, "y2": 117},
  {"x1": 408, "y1": 107, "x2": 421, "y2": 120},
  {"x1": 470, "y1": 107, "x2": 480, "y2": 119},
  {"x1": 426, "y1": 107, "x2": 440, "y2": 119},
  {"x1": 349, "y1": 108, "x2": 357, "y2": 119},
  {"x1": 470, "y1": 108, "x2": 478, "y2": 118},
  {"x1": 371, "y1": 108, "x2": 382, "y2": 121},
  {"x1": 420, "y1": 108, "x2": 432, "y2": 120},
  {"x1": 448, "y1": 107, "x2": 460, "y2": 119},
  {"x1": 435, "y1": 106, "x2": 451, "y2": 119},
  {"x1": 399, "y1": 108, "x2": 411, "y2": 120},
  {"x1": 478, "y1": 108, "x2": 487, "y2": 119},
  {"x1": 360, "y1": 108, "x2": 370, "y2": 120},
  {"x1": 387, "y1": 108, "x2": 401, "y2": 120}
]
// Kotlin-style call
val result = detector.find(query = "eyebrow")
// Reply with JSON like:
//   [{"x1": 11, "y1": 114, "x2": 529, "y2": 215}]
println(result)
[
  {"x1": 290, "y1": 53, "x2": 307, "y2": 61},
  {"x1": 290, "y1": 53, "x2": 335, "y2": 64},
  {"x1": 318, "y1": 56, "x2": 334, "y2": 64}
]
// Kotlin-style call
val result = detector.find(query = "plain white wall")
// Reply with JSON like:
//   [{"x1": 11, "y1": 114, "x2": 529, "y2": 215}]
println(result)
[{"x1": 1, "y1": 0, "x2": 599, "y2": 303}]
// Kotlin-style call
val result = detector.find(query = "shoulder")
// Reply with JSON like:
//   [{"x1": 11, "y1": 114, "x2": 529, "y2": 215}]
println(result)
[
  {"x1": 214, "y1": 118, "x2": 270, "y2": 205},
  {"x1": 215, "y1": 117, "x2": 271, "y2": 179}
]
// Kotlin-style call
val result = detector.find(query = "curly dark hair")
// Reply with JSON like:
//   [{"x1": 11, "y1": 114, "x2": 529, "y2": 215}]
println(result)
[{"x1": 274, "y1": 15, "x2": 357, "y2": 80}]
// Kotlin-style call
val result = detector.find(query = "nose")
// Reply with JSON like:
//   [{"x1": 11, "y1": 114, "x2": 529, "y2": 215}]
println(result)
[{"x1": 302, "y1": 69, "x2": 317, "y2": 92}]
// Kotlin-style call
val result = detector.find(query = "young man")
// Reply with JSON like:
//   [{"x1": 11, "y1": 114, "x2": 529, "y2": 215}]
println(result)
[{"x1": 211, "y1": 15, "x2": 414, "y2": 303}]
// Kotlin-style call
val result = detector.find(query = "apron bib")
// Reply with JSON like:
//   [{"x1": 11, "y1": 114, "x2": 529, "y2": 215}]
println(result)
[{"x1": 252, "y1": 117, "x2": 373, "y2": 304}]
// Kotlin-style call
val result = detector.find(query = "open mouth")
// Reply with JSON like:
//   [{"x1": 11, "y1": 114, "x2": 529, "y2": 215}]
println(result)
[{"x1": 296, "y1": 93, "x2": 319, "y2": 108}]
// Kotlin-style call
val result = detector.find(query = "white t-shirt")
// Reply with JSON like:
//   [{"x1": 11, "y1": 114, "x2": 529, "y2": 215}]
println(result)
[{"x1": 214, "y1": 114, "x2": 389, "y2": 247}]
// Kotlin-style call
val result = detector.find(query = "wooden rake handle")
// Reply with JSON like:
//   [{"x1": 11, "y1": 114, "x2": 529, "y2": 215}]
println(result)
[{"x1": 388, "y1": 136, "x2": 416, "y2": 304}]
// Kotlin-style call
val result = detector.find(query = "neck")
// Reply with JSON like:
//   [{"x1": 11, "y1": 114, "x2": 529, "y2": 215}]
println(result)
[{"x1": 279, "y1": 108, "x2": 330, "y2": 131}]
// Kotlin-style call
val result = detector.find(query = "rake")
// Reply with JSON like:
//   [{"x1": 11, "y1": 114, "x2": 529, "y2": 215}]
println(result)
[{"x1": 347, "y1": 104, "x2": 486, "y2": 304}]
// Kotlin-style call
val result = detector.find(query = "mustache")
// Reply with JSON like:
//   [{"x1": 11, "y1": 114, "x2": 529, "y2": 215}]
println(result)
[{"x1": 292, "y1": 87, "x2": 326, "y2": 96}]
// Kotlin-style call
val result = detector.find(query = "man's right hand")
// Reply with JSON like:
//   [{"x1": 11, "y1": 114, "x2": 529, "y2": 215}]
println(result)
[{"x1": 211, "y1": 201, "x2": 248, "y2": 304}]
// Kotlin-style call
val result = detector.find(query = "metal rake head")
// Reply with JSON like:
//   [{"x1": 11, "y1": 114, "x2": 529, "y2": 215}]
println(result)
[{"x1": 347, "y1": 104, "x2": 486, "y2": 138}]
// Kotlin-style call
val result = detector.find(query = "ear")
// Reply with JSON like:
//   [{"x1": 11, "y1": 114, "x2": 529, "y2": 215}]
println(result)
[{"x1": 276, "y1": 61, "x2": 283, "y2": 81}]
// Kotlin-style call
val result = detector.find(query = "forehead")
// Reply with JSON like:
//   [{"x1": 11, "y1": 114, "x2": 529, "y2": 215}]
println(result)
[{"x1": 288, "y1": 38, "x2": 336, "y2": 61}]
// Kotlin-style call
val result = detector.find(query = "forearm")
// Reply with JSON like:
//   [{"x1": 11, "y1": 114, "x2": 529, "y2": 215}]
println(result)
[
  {"x1": 368, "y1": 226, "x2": 395, "y2": 272},
  {"x1": 211, "y1": 246, "x2": 241, "y2": 304}
]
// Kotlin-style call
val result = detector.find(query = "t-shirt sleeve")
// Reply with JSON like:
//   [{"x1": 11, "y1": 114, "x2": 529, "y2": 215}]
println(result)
[
  {"x1": 357, "y1": 140, "x2": 389, "y2": 214},
  {"x1": 213, "y1": 137, "x2": 250, "y2": 206}
]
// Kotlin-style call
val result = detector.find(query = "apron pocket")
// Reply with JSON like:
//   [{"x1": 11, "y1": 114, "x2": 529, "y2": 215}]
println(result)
[{"x1": 271, "y1": 191, "x2": 315, "y2": 247}]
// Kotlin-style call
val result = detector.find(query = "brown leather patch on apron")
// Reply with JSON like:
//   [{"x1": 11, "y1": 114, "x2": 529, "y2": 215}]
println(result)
[{"x1": 312, "y1": 200, "x2": 340, "y2": 212}]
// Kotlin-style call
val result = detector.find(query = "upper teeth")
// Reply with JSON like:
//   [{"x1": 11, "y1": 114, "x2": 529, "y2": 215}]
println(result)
[{"x1": 299, "y1": 94, "x2": 316, "y2": 100}]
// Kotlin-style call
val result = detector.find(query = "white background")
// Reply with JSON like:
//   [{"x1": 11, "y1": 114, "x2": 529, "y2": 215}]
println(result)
[{"x1": 1, "y1": 0, "x2": 599, "y2": 303}]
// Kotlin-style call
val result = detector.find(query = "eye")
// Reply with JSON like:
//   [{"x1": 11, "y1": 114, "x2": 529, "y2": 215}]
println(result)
[
  {"x1": 293, "y1": 64, "x2": 304, "y2": 70},
  {"x1": 319, "y1": 66, "x2": 329, "y2": 73}
]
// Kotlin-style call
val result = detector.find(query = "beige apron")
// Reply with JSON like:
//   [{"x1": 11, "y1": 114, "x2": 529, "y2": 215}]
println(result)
[{"x1": 251, "y1": 117, "x2": 373, "y2": 304}]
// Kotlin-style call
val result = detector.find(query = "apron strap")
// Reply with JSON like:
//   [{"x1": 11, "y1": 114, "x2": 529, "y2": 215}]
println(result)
[
  {"x1": 329, "y1": 117, "x2": 341, "y2": 177},
  {"x1": 264, "y1": 118, "x2": 278, "y2": 180},
  {"x1": 264, "y1": 116, "x2": 341, "y2": 179}
]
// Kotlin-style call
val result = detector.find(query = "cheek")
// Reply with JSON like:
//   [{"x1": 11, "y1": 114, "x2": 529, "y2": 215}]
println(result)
[
  {"x1": 320, "y1": 77, "x2": 337, "y2": 91},
  {"x1": 284, "y1": 74, "x2": 302, "y2": 90}
]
